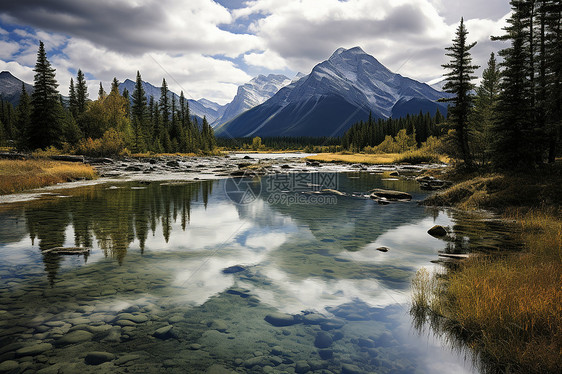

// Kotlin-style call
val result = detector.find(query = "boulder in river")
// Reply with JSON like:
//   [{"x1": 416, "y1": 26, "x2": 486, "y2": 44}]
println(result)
[
  {"x1": 369, "y1": 188, "x2": 412, "y2": 201},
  {"x1": 427, "y1": 225, "x2": 448, "y2": 237}
]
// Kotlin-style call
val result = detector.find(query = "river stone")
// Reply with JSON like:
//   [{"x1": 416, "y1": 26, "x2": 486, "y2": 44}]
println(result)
[
  {"x1": 57, "y1": 330, "x2": 93, "y2": 345},
  {"x1": 153, "y1": 325, "x2": 174, "y2": 339},
  {"x1": 114, "y1": 319, "x2": 136, "y2": 327},
  {"x1": 294, "y1": 360, "x2": 310, "y2": 373},
  {"x1": 271, "y1": 346, "x2": 283, "y2": 356},
  {"x1": 207, "y1": 364, "x2": 236, "y2": 374},
  {"x1": 0, "y1": 360, "x2": 18, "y2": 372},
  {"x1": 318, "y1": 349, "x2": 333, "y2": 360},
  {"x1": 369, "y1": 189, "x2": 412, "y2": 201},
  {"x1": 302, "y1": 313, "x2": 327, "y2": 325},
  {"x1": 341, "y1": 363, "x2": 364, "y2": 374},
  {"x1": 264, "y1": 312, "x2": 298, "y2": 327},
  {"x1": 243, "y1": 356, "x2": 270, "y2": 368},
  {"x1": 114, "y1": 354, "x2": 140, "y2": 366},
  {"x1": 116, "y1": 313, "x2": 149, "y2": 323},
  {"x1": 376, "y1": 246, "x2": 389, "y2": 252},
  {"x1": 85, "y1": 351, "x2": 115, "y2": 365},
  {"x1": 428, "y1": 225, "x2": 448, "y2": 237},
  {"x1": 208, "y1": 320, "x2": 227, "y2": 332},
  {"x1": 15, "y1": 343, "x2": 52, "y2": 357},
  {"x1": 314, "y1": 332, "x2": 333, "y2": 349}
]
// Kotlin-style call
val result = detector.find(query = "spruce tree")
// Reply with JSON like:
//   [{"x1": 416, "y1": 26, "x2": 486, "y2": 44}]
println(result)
[
  {"x1": 75, "y1": 69, "x2": 88, "y2": 115},
  {"x1": 492, "y1": 3, "x2": 535, "y2": 169},
  {"x1": 30, "y1": 41, "x2": 63, "y2": 149},
  {"x1": 16, "y1": 83, "x2": 32, "y2": 150},
  {"x1": 441, "y1": 18, "x2": 479, "y2": 168},
  {"x1": 98, "y1": 82, "x2": 106, "y2": 100},
  {"x1": 160, "y1": 78, "x2": 170, "y2": 130},
  {"x1": 69, "y1": 77, "x2": 78, "y2": 118},
  {"x1": 472, "y1": 53, "x2": 501, "y2": 165},
  {"x1": 131, "y1": 71, "x2": 148, "y2": 152}
]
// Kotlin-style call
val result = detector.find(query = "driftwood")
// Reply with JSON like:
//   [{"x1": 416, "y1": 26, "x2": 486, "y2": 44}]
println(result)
[{"x1": 42, "y1": 247, "x2": 91, "y2": 255}]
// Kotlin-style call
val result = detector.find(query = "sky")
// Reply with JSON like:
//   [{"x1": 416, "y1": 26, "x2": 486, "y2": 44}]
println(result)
[{"x1": 0, "y1": 0, "x2": 511, "y2": 105}]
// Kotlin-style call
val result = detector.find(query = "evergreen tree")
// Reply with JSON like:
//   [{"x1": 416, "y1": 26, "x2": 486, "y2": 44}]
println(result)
[
  {"x1": 30, "y1": 41, "x2": 63, "y2": 149},
  {"x1": 492, "y1": 3, "x2": 535, "y2": 169},
  {"x1": 16, "y1": 83, "x2": 32, "y2": 150},
  {"x1": 122, "y1": 88, "x2": 131, "y2": 118},
  {"x1": 111, "y1": 77, "x2": 120, "y2": 93},
  {"x1": 131, "y1": 71, "x2": 148, "y2": 152},
  {"x1": 440, "y1": 18, "x2": 479, "y2": 168},
  {"x1": 160, "y1": 78, "x2": 170, "y2": 129},
  {"x1": 472, "y1": 53, "x2": 501, "y2": 165},
  {"x1": 68, "y1": 77, "x2": 78, "y2": 118},
  {"x1": 75, "y1": 69, "x2": 88, "y2": 115},
  {"x1": 98, "y1": 82, "x2": 106, "y2": 100}
]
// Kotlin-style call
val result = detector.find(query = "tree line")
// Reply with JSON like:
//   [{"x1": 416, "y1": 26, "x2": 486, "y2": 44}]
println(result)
[
  {"x1": 0, "y1": 41, "x2": 216, "y2": 155},
  {"x1": 442, "y1": 0, "x2": 561, "y2": 170},
  {"x1": 341, "y1": 110, "x2": 446, "y2": 151}
]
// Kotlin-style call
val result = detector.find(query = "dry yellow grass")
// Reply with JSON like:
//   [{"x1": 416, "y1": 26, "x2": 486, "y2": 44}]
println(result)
[
  {"x1": 0, "y1": 159, "x2": 97, "y2": 195},
  {"x1": 413, "y1": 211, "x2": 562, "y2": 373},
  {"x1": 306, "y1": 152, "x2": 448, "y2": 165},
  {"x1": 306, "y1": 153, "x2": 400, "y2": 164}
]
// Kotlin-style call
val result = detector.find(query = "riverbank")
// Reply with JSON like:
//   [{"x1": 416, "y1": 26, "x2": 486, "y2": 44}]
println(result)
[
  {"x1": 0, "y1": 159, "x2": 97, "y2": 195},
  {"x1": 414, "y1": 166, "x2": 562, "y2": 373},
  {"x1": 306, "y1": 151, "x2": 448, "y2": 165}
]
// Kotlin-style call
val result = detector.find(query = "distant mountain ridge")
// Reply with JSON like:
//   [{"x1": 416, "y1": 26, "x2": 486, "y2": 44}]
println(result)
[
  {"x1": 0, "y1": 71, "x2": 34, "y2": 106},
  {"x1": 215, "y1": 47, "x2": 449, "y2": 138},
  {"x1": 215, "y1": 74, "x2": 291, "y2": 125},
  {"x1": 118, "y1": 79, "x2": 224, "y2": 123}
]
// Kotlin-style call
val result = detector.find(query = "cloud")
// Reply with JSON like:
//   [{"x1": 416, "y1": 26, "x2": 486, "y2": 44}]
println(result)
[
  {"x1": 0, "y1": 40, "x2": 20, "y2": 59},
  {"x1": 237, "y1": 0, "x2": 509, "y2": 82},
  {"x1": 0, "y1": 0, "x2": 260, "y2": 58}
]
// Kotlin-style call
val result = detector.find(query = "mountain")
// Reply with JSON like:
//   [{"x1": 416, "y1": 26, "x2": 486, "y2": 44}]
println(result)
[
  {"x1": 0, "y1": 71, "x2": 34, "y2": 106},
  {"x1": 214, "y1": 74, "x2": 291, "y2": 126},
  {"x1": 215, "y1": 47, "x2": 448, "y2": 138},
  {"x1": 118, "y1": 79, "x2": 223, "y2": 123}
]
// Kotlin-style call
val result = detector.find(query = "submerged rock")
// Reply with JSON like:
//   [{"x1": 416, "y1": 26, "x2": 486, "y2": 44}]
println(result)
[
  {"x1": 369, "y1": 188, "x2": 412, "y2": 201},
  {"x1": 15, "y1": 343, "x2": 52, "y2": 357},
  {"x1": 153, "y1": 325, "x2": 174, "y2": 339},
  {"x1": 264, "y1": 312, "x2": 298, "y2": 327},
  {"x1": 427, "y1": 225, "x2": 448, "y2": 237},
  {"x1": 376, "y1": 246, "x2": 389, "y2": 252},
  {"x1": 85, "y1": 351, "x2": 115, "y2": 365},
  {"x1": 314, "y1": 332, "x2": 333, "y2": 348},
  {"x1": 341, "y1": 363, "x2": 364, "y2": 374},
  {"x1": 56, "y1": 330, "x2": 93, "y2": 345}
]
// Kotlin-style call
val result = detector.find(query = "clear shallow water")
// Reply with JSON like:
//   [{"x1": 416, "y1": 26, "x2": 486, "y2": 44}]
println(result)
[{"x1": 0, "y1": 173, "x2": 506, "y2": 373}]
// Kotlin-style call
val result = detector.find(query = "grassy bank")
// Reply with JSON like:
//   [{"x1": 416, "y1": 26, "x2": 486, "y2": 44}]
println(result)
[
  {"x1": 306, "y1": 150, "x2": 447, "y2": 165},
  {"x1": 413, "y1": 166, "x2": 562, "y2": 373},
  {"x1": 0, "y1": 159, "x2": 97, "y2": 195}
]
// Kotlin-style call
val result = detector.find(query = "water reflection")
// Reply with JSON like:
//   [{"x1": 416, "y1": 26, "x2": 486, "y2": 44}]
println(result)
[{"x1": 0, "y1": 174, "x2": 506, "y2": 373}]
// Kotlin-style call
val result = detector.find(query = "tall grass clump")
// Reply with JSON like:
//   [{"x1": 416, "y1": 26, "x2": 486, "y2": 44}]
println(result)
[
  {"x1": 0, "y1": 159, "x2": 97, "y2": 195},
  {"x1": 412, "y1": 211, "x2": 562, "y2": 373}
]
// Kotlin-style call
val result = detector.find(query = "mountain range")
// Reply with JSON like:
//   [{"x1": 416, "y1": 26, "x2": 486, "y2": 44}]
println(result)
[
  {"x1": 214, "y1": 47, "x2": 448, "y2": 138},
  {"x1": 0, "y1": 71, "x2": 34, "y2": 106},
  {"x1": 1, "y1": 47, "x2": 448, "y2": 138}
]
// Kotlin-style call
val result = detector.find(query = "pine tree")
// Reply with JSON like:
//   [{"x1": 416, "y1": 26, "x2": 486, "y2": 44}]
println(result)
[
  {"x1": 440, "y1": 18, "x2": 479, "y2": 168},
  {"x1": 492, "y1": 2, "x2": 535, "y2": 169},
  {"x1": 30, "y1": 41, "x2": 63, "y2": 149},
  {"x1": 131, "y1": 71, "x2": 148, "y2": 152},
  {"x1": 160, "y1": 78, "x2": 170, "y2": 130},
  {"x1": 98, "y1": 82, "x2": 106, "y2": 100},
  {"x1": 69, "y1": 77, "x2": 78, "y2": 118},
  {"x1": 75, "y1": 69, "x2": 88, "y2": 115},
  {"x1": 472, "y1": 53, "x2": 501, "y2": 165},
  {"x1": 122, "y1": 88, "x2": 131, "y2": 118},
  {"x1": 16, "y1": 83, "x2": 32, "y2": 150}
]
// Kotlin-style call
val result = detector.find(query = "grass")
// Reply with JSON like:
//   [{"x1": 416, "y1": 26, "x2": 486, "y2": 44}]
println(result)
[
  {"x1": 413, "y1": 165, "x2": 562, "y2": 373},
  {"x1": 306, "y1": 151, "x2": 448, "y2": 165},
  {"x1": 0, "y1": 159, "x2": 97, "y2": 195}
]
